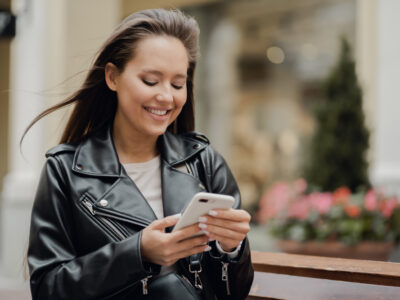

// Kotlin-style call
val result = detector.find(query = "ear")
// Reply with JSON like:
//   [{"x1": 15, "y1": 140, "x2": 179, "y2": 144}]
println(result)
[{"x1": 105, "y1": 62, "x2": 119, "y2": 92}]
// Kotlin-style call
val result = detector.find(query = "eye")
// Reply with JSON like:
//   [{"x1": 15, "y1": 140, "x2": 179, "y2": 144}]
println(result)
[
  {"x1": 172, "y1": 83, "x2": 185, "y2": 90},
  {"x1": 143, "y1": 79, "x2": 157, "y2": 86}
]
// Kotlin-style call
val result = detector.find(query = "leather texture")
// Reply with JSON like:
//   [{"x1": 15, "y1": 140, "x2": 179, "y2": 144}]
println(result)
[
  {"x1": 139, "y1": 273, "x2": 202, "y2": 300},
  {"x1": 28, "y1": 126, "x2": 254, "y2": 299}
]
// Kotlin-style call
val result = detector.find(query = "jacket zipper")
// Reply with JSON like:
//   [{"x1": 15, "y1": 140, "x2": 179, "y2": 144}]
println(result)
[
  {"x1": 141, "y1": 275, "x2": 152, "y2": 295},
  {"x1": 93, "y1": 208, "x2": 149, "y2": 228},
  {"x1": 81, "y1": 199, "x2": 126, "y2": 240},
  {"x1": 184, "y1": 162, "x2": 193, "y2": 175},
  {"x1": 221, "y1": 262, "x2": 230, "y2": 295},
  {"x1": 81, "y1": 199, "x2": 154, "y2": 295},
  {"x1": 183, "y1": 162, "x2": 206, "y2": 191}
]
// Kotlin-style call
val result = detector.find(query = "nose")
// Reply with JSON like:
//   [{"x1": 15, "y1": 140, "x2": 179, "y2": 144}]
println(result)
[{"x1": 156, "y1": 86, "x2": 173, "y2": 103}]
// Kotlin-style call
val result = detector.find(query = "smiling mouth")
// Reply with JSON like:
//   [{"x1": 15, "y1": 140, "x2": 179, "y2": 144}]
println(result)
[{"x1": 144, "y1": 107, "x2": 170, "y2": 116}]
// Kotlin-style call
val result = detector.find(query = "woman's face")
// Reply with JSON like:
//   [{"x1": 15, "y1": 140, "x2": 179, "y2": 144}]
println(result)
[{"x1": 107, "y1": 35, "x2": 189, "y2": 140}]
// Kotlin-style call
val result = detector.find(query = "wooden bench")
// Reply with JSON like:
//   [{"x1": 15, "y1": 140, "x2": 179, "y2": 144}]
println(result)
[
  {"x1": 248, "y1": 251, "x2": 400, "y2": 299},
  {"x1": 2, "y1": 252, "x2": 400, "y2": 299}
]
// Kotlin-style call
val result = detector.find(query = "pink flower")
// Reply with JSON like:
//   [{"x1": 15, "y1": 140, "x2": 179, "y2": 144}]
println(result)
[
  {"x1": 288, "y1": 197, "x2": 311, "y2": 220},
  {"x1": 308, "y1": 192, "x2": 333, "y2": 215},
  {"x1": 257, "y1": 182, "x2": 292, "y2": 223},
  {"x1": 364, "y1": 189, "x2": 378, "y2": 211},
  {"x1": 294, "y1": 178, "x2": 307, "y2": 194},
  {"x1": 381, "y1": 197, "x2": 398, "y2": 218}
]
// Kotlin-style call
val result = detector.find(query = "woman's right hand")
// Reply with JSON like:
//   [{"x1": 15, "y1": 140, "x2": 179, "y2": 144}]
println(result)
[{"x1": 140, "y1": 214, "x2": 211, "y2": 266}]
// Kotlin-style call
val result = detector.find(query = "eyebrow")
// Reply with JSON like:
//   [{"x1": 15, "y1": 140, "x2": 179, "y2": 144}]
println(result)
[{"x1": 141, "y1": 68, "x2": 187, "y2": 79}]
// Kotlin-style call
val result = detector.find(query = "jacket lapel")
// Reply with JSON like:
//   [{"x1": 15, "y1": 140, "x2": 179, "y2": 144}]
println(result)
[
  {"x1": 72, "y1": 126, "x2": 121, "y2": 177},
  {"x1": 159, "y1": 131, "x2": 208, "y2": 218},
  {"x1": 161, "y1": 162, "x2": 205, "y2": 218},
  {"x1": 98, "y1": 172, "x2": 158, "y2": 224},
  {"x1": 72, "y1": 126, "x2": 208, "y2": 225}
]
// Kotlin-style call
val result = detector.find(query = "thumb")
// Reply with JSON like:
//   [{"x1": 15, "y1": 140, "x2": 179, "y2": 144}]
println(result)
[{"x1": 151, "y1": 213, "x2": 181, "y2": 230}]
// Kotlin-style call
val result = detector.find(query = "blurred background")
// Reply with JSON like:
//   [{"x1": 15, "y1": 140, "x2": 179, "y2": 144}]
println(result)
[{"x1": 1, "y1": 0, "x2": 400, "y2": 297}]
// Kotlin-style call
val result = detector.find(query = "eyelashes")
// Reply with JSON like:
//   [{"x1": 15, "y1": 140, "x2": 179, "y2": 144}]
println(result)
[
  {"x1": 143, "y1": 79, "x2": 157, "y2": 86},
  {"x1": 172, "y1": 84, "x2": 184, "y2": 90},
  {"x1": 142, "y1": 79, "x2": 184, "y2": 90}
]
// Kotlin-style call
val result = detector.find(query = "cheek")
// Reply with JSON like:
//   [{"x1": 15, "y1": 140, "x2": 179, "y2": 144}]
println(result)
[
  {"x1": 119, "y1": 79, "x2": 151, "y2": 104},
  {"x1": 171, "y1": 95, "x2": 186, "y2": 120},
  {"x1": 174, "y1": 98, "x2": 186, "y2": 119},
  {"x1": 176, "y1": 90, "x2": 187, "y2": 108}
]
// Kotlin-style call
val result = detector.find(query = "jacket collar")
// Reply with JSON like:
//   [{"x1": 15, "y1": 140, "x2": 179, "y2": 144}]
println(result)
[{"x1": 72, "y1": 126, "x2": 207, "y2": 177}]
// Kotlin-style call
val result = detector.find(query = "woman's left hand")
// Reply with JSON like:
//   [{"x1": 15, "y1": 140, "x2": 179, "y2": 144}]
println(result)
[{"x1": 198, "y1": 209, "x2": 251, "y2": 252}]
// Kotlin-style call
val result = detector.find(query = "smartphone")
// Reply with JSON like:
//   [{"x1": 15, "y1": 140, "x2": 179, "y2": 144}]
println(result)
[{"x1": 172, "y1": 192, "x2": 235, "y2": 233}]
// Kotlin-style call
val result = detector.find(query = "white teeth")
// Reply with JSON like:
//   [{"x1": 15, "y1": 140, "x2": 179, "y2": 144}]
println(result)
[{"x1": 146, "y1": 108, "x2": 168, "y2": 116}]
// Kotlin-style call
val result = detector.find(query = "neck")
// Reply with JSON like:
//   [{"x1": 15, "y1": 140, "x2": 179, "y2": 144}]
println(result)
[{"x1": 112, "y1": 124, "x2": 159, "y2": 164}]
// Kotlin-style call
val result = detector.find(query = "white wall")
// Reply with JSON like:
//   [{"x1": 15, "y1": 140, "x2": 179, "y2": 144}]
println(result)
[
  {"x1": 0, "y1": 0, "x2": 122, "y2": 288},
  {"x1": 370, "y1": 0, "x2": 400, "y2": 196},
  {"x1": 1, "y1": 0, "x2": 49, "y2": 283}
]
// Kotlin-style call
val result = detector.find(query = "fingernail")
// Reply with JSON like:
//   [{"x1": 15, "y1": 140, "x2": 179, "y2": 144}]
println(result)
[
  {"x1": 198, "y1": 223, "x2": 207, "y2": 229},
  {"x1": 172, "y1": 213, "x2": 181, "y2": 219},
  {"x1": 198, "y1": 216, "x2": 207, "y2": 223},
  {"x1": 204, "y1": 245, "x2": 212, "y2": 251},
  {"x1": 208, "y1": 210, "x2": 218, "y2": 216},
  {"x1": 208, "y1": 238, "x2": 215, "y2": 242},
  {"x1": 201, "y1": 230, "x2": 210, "y2": 235}
]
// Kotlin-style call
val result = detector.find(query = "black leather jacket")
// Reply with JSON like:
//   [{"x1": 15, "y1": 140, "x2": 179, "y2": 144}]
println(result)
[{"x1": 28, "y1": 127, "x2": 254, "y2": 300}]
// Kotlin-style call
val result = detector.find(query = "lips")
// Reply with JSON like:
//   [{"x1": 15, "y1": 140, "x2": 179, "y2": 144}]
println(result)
[{"x1": 144, "y1": 107, "x2": 171, "y2": 116}]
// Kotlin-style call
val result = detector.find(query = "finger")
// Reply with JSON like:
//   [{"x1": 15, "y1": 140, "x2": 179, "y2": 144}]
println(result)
[
  {"x1": 170, "y1": 223, "x2": 206, "y2": 242},
  {"x1": 208, "y1": 209, "x2": 251, "y2": 222},
  {"x1": 156, "y1": 234, "x2": 209, "y2": 266},
  {"x1": 201, "y1": 223, "x2": 246, "y2": 241},
  {"x1": 208, "y1": 232, "x2": 243, "y2": 250},
  {"x1": 171, "y1": 244, "x2": 211, "y2": 261},
  {"x1": 175, "y1": 234, "x2": 210, "y2": 252},
  {"x1": 151, "y1": 213, "x2": 181, "y2": 230},
  {"x1": 198, "y1": 216, "x2": 249, "y2": 234}
]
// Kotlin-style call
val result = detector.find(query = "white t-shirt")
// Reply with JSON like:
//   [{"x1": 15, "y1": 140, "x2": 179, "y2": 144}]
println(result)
[{"x1": 123, "y1": 156, "x2": 164, "y2": 219}]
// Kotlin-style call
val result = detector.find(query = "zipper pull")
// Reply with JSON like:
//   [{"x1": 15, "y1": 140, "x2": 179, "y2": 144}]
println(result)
[
  {"x1": 82, "y1": 200, "x2": 95, "y2": 215},
  {"x1": 184, "y1": 162, "x2": 193, "y2": 175},
  {"x1": 221, "y1": 262, "x2": 230, "y2": 295},
  {"x1": 221, "y1": 262, "x2": 228, "y2": 281},
  {"x1": 194, "y1": 271, "x2": 203, "y2": 290},
  {"x1": 189, "y1": 263, "x2": 203, "y2": 290},
  {"x1": 141, "y1": 276, "x2": 152, "y2": 295}
]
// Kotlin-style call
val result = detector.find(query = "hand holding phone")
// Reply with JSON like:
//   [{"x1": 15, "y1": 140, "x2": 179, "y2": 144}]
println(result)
[{"x1": 172, "y1": 192, "x2": 235, "y2": 233}]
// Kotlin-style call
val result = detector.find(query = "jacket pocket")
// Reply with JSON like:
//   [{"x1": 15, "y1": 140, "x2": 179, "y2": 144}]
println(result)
[{"x1": 78, "y1": 194, "x2": 130, "y2": 241}]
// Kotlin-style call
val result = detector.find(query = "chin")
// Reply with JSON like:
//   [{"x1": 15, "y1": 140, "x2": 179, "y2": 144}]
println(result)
[{"x1": 146, "y1": 126, "x2": 170, "y2": 137}]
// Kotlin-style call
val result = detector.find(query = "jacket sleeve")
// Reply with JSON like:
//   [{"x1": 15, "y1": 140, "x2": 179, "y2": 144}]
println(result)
[
  {"x1": 28, "y1": 156, "x2": 154, "y2": 300},
  {"x1": 201, "y1": 146, "x2": 254, "y2": 300}
]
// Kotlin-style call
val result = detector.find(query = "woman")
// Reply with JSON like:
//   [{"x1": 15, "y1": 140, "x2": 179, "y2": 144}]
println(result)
[{"x1": 27, "y1": 8, "x2": 254, "y2": 300}]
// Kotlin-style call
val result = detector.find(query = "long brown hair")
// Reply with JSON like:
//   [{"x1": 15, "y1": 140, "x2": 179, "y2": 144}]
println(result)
[{"x1": 21, "y1": 9, "x2": 200, "y2": 145}]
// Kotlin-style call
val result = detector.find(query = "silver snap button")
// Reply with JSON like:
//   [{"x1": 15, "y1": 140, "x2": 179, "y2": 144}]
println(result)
[
  {"x1": 76, "y1": 164, "x2": 83, "y2": 170},
  {"x1": 193, "y1": 144, "x2": 200, "y2": 149},
  {"x1": 99, "y1": 199, "x2": 108, "y2": 207}
]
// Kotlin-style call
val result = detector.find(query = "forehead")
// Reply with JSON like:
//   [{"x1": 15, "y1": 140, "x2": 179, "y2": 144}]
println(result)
[{"x1": 128, "y1": 35, "x2": 189, "y2": 73}]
